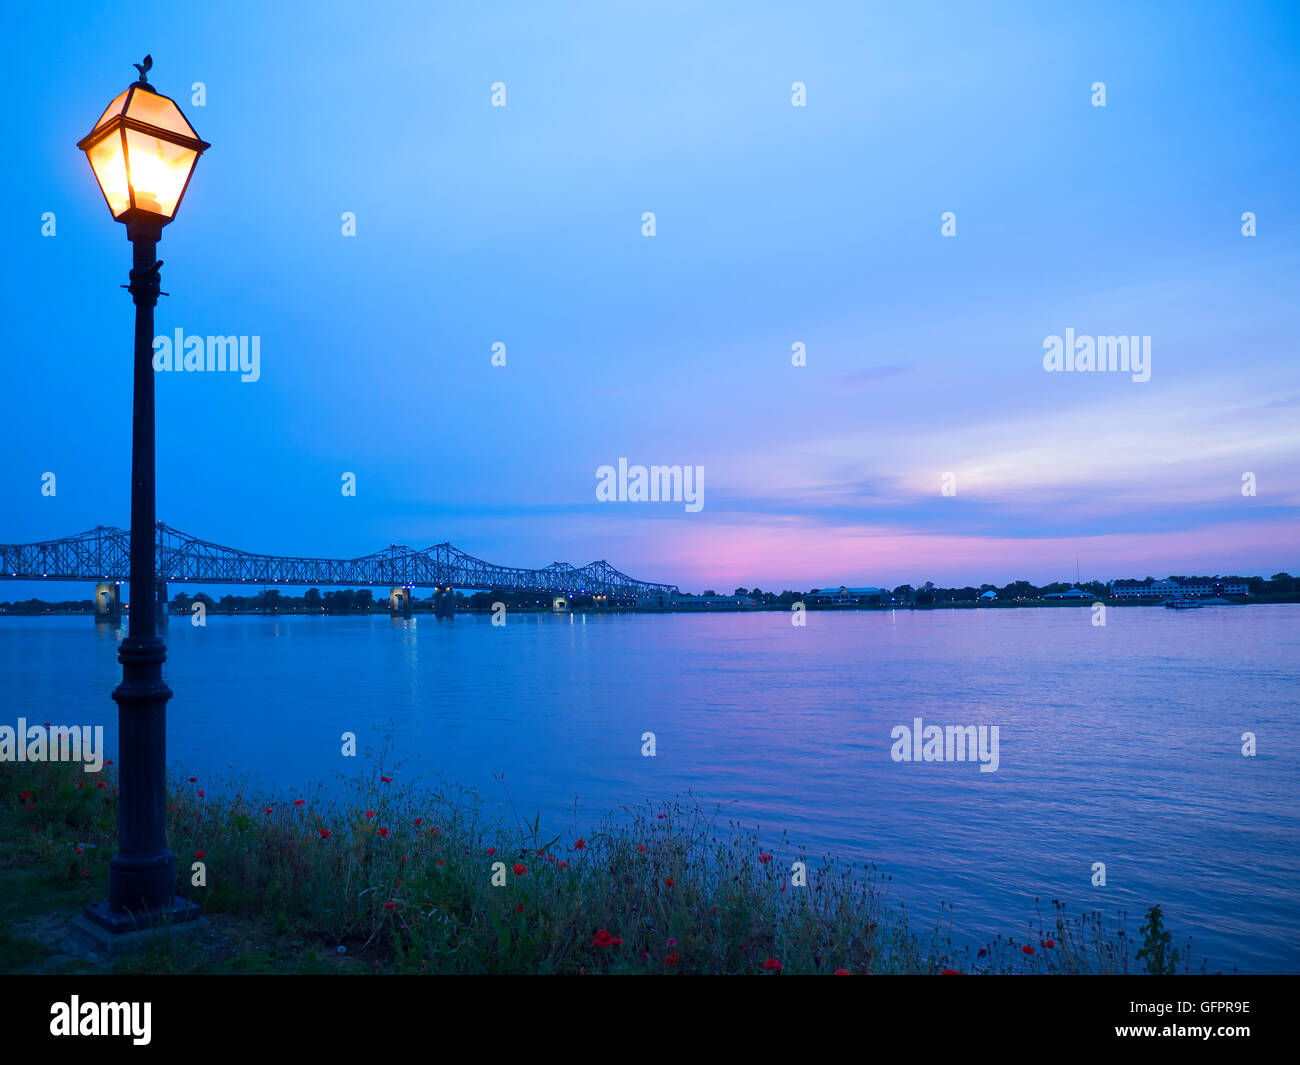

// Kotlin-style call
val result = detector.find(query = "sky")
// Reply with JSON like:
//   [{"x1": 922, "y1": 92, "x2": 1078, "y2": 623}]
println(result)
[{"x1": 2, "y1": 0, "x2": 1298, "y2": 596}]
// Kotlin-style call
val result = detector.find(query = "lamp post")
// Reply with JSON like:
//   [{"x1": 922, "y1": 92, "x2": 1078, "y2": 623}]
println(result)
[{"x1": 76, "y1": 56, "x2": 209, "y2": 933}]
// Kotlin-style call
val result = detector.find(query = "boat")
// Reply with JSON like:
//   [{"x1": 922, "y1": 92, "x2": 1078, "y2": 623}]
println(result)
[{"x1": 1164, "y1": 598, "x2": 1201, "y2": 610}]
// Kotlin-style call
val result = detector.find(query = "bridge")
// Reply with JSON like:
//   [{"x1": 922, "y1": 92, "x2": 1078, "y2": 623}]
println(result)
[{"x1": 0, "y1": 523, "x2": 679, "y2": 617}]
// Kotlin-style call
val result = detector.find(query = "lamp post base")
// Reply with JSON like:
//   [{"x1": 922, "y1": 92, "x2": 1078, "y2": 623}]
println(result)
[{"x1": 81, "y1": 895, "x2": 202, "y2": 935}]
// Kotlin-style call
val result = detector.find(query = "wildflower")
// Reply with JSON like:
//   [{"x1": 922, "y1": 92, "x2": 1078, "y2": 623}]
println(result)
[
  {"x1": 414, "y1": 818, "x2": 423, "y2": 826},
  {"x1": 486, "y1": 846, "x2": 493, "y2": 854},
  {"x1": 263, "y1": 807, "x2": 272, "y2": 815},
  {"x1": 1022, "y1": 945, "x2": 1034, "y2": 956},
  {"x1": 319, "y1": 829, "x2": 330, "y2": 839},
  {"x1": 658, "y1": 814, "x2": 666, "y2": 819},
  {"x1": 559, "y1": 861, "x2": 569, "y2": 868},
  {"x1": 25, "y1": 804, "x2": 35, "y2": 810},
  {"x1": 97, "y1": 782, "x2": 107, "y2": 789},
  {"x1": 941, "y1": 969, "x2": 961, "y2": 975},
  {"x1": 187, "y1": 777, "x2": 197, "y2": 783},
  {"x1": 637, "y1": 845, "x2": 647, "y2": 852},
  {"x1": 977, "y1": 948, "x2": 988, "y2": 959},
  {"x1": 194, "y1": 851, "x2": 206, "y2": 859},
  {"x1": 75, "y1": 847, "x2": 83, "y2": 854},
  {"x1": 383, "y1": 901, "x2": 396, "y2": 910},
  {"x1": 379, "y1": 826, "x2": 389, "y2": 838},
  {"x1": 665, "y1": 952, "x2": 680, "y2": 967},
  {"x1": 763, "y1": 958, "x2": 782, "y2": 972},
  {"x1": 365, "y1": 810, "x2": 376, "y2": 819},
  {"x1": 833, "y1": 969, "x2": 850, "y2": 975},
  {"x1": 81, "y1": 869, "x2": 90, "y2": 877},
  {"x1": 1044, "y1": 939, "x2": 1055, "y2": 949},
  {"x1": 666, "y1": 937, "x2": 678, "y2": 947},
  {"x1": 759, "y1": 853, "x2": 772, "y2": 864},
  {"x1": 516, "y1": 904, "x2": 524, "y2": 913},
  {"x1": 593, "y1": 929, "x2": 622, "y2": 947},
  {"x1": 293, "y1": 799, "x2": 306, "y2": 807},
  {"x1": 574, "y1": 839, "x2": 586, "y2": 850},
  {"x1": 197, "y1": 790, "x2": 205, "y2": 798},
  {"x1": 512, "y1": 863, "x2": 527, "y2": 876},
  {"x1": 19, "y1": 791, "x2": 30, "y2": 800},
  {"x1": 105, "y1": 760, "x2": 113, "y2": 766},
  {"x1": 381, "y1": 776, "x2": 392, "y2": 783},
  {"x1": 664, "y1": 878, "x2": 674, "y2": 887}
]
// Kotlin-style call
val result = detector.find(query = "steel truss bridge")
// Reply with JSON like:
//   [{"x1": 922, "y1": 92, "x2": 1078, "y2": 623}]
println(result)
[{"x1": 0, "y1": 524, "x2": 679, "y2": 601}]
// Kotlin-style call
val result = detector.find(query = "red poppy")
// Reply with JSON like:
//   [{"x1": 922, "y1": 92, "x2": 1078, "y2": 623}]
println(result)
[
  {"x1": 75, "y1": 847, "x2": 83, "y2": 854},
  {"x1": 665, "y1": 952, "x2": 679, "y2": 967},
  {"x1": 1021, "y1": 945, "x2": 1034, "y2": 955},
  {"x1": 658, "y1": 814, "x2": 666, "y2": 819},
  {"x1": 383, "y1": 901, "x2": 396, "y2": 910},
  {"x1": 1044, "y1": 939, "x2": 1055, "y2": 949},
  {"x1": 294, "y1": 799, "x2": 306, "y2": 807},
  {"x1": 486, "y1": 846, "x2": 494, "y2": 854},
  {"x1": 187, "y1": 777, "x2": 197, "y2": 783},
  {"x1": 574, "y1": 839, "x2": 585, "y2": 849},
  {"x1": 759, "y1": 853, "x2": 772, "y2": 864},
  {"x1": 365, "y1": 810, "x2": 375, "y2": 819},
  {"x1": 105, "y1": 760, "x2": 113, "y2": 766},
  {"x1": 833, "y1": 969, "x2": 850, "y2": 975},
  {"x1": 558, "y1": 860, "x2": 569, "y2": 868},
  {"x1": 97, "y1": 782, "x2": 107, "y2": 789},
  {"x1": 513, "y1": 863, "x2": 527, "y2": 876},
  {"x1": 664, "y1": 878, "x2": 674, "y2": 887},
  {"x1": 379, "y1": 826, "x2": 389, "y2": 838},
  {"x1": 667, "y1": 937, "x2": 678, "y2": 947},
  {"x1": 637, "y1": 845, "x2": 647, "y2": 852},
  {"x1": 19, "y1": 791, "x2": 30, "y2": 800},
  {"x1": 319, "y1": 829, "x2": 330, "y2": 839},
  {"x1": 197, "y1": 790, "x2": 205, "y2": 798},
  {"x1": 414, "y1": 818, "x2": 423, "y2": 826},
  {"x1": 381, "y1": 776, "x2": 392, "y2": 783},
  {"x1": 763, "y1": 958, "x2": 782, "y2": 972},
  {"x1": 194, "y1": 851, "x2": 206, "y2": 859},
  {"x1": 516, "y1": 904, "x2": 524, "y2": 913},
  {"x1": 263, "y1": 807, "x2": 272, "y2": 815},
  {"x1": 941, "y1": 968, "x2": 961, "y2": 975},
  {"x1": 25, "y1": 804, "x2": 35, "y2": 810},
  {"x1": 592, "y1": 929, "x2": 623, "y2": 947}
]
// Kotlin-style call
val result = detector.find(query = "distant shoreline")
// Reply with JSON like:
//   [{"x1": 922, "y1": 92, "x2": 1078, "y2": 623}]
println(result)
[{"x1": 3, "y1": 597, "x2": 1297, "y2": 618}]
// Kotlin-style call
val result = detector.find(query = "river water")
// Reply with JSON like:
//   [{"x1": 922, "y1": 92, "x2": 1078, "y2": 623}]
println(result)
[{"x1": 3, "y1": 604, "x2": 1297, "y2": 972}]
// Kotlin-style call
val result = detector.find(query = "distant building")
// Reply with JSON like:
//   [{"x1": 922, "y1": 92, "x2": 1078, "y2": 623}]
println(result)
[
  {"x1": 1108, "y1": 578, "x2": 1248, "y2": 599},
  {"x1": 1043, "y1": 587, "x2": 1091, "y2": 599},
  {"x1": 811, "y1": 586, "x2": 888, "y2": 605},
  {"x1": 978, "y1": 589, "x2": 998, "y2": 601}
]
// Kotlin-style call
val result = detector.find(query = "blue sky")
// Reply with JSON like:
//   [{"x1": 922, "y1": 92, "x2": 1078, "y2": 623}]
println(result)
[{"x1": 3, "y1": 0, "x2": 1298, "y2": 595}]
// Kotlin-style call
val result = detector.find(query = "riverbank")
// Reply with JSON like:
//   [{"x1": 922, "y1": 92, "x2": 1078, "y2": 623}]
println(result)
[{"x1": 2, "y1": 745, "x2": 1196, "y2": 975}]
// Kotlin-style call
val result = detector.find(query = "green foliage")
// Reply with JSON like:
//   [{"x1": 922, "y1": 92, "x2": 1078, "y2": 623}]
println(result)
[{"x1": 1136, "y1": 905, "x2": 1181, "y2": 975}]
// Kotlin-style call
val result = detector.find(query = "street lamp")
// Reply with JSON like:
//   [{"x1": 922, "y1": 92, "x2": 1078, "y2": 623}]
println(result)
[{"x1": 76, "y1": 56, "x2": 209, "y2": 934}]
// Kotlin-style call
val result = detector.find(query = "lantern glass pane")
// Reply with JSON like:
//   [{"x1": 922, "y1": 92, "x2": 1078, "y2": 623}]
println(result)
[
  {"x1": 92, "y1": 90, "x2": 130, "y2": 132},
  {"x1": 86, "y1": 131, "x2": 131, "y2": 217},
  {"x1": 124, "y1": 129, "x2": 197, "y2": 218},
  {"x1": 124, "y1": 89, "x2": 198, "y2": 139}
]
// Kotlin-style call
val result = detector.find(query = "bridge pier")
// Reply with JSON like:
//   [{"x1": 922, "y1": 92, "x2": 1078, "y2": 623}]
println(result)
[
  {"x1": 389, "y1": 586, "x2": 413, "y2": 618},
  {"x1": 94, "y1": 581, "x2": 122, "y2": 623},
  {"x1": 433, "y1": 586, "x2": 455, "y2": 619}
]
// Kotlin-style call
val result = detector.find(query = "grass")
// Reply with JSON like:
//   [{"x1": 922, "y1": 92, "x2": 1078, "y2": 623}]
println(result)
[{"x1": 1, "y1": 738, "x2": 1201, "y2": 975}]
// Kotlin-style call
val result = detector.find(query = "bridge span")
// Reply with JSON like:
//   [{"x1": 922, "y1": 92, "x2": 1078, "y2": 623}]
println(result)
[{"x1": 0, "y1": 523, "x2": 679, "y2": 617}]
